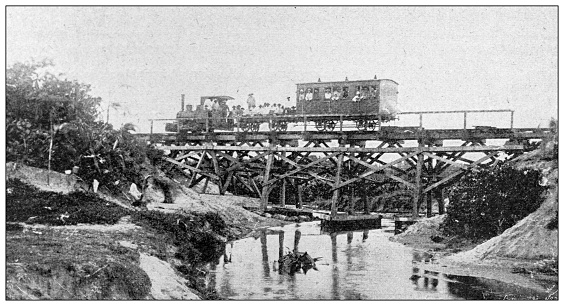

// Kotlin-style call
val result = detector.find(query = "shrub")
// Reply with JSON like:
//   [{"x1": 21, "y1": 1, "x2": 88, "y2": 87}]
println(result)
[{"x1": 441, "y1": 164, "x2": 547, "y2": 240}]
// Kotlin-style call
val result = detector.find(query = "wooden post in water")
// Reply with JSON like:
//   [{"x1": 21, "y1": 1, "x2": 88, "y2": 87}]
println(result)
[
  {"x1": 293, "y1": 230, "x2": 301, "y2": 253},
  {"x1": 261, "y1": 151, "x2": 274, "y2": 212},
  {"x1": 278, "y1": 232, "x2": 284, "y2": 259},
  {"x1": 413, "y1": 148, "x2": 423, "y2": 218},
  {"x1": 331, "y1": 152, "x2": 344, "y2": 217}
]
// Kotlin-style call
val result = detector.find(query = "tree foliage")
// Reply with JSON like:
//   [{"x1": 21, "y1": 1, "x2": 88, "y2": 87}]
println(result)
[
  {"x1": 441, "y1": 164, "x2": 547, "y2": 240},
  {"x1": 6, "y1": 60, "x2": 162, "y2": 194}
]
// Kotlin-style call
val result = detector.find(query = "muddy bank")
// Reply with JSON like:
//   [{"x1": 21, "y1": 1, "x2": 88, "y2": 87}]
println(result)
[{"x1": 5, "y1": 163, "x2": 286, "y2": 300}]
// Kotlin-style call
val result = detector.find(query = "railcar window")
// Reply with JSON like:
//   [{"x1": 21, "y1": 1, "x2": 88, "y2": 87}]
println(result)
[
  {"x1": 298, "y1": 88, "x2": 305, "y2": 102},
  {"x1": 361, "y1": 86, "x2": 369, "y2": 99},
  {"x1": 313, "y1": 88, "x2": 320, "y2": 100},
  {"x1": 331, "y1": 88, "x2": 341, "y2": 101},
  {"x1": 305, "y1": 88, "x2": 314, "y2": 101},
  {"x1": 324, "y1": 87, "x2": 332, "y2": 100},
  {"x1": 341, "y1": 86, "x2": 349, "y2": 99},
  {"x1": 370, "y1": 85, "x2": 378, "y2": 98}
]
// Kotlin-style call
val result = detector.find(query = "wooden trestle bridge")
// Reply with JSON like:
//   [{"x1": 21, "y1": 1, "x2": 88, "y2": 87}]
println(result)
[{"x1": 137, "y1": 115, "x2": 551, "y2": 221}]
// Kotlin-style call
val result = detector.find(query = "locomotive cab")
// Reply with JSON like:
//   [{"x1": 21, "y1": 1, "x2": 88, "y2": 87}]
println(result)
[{"x1": 166, "y1": 95, "x2": 235, "y2": 133}]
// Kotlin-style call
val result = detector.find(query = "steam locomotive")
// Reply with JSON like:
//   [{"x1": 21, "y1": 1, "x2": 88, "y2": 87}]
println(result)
[{"x1": 165, "y1": 76, "x2": 399, "y2": 133}]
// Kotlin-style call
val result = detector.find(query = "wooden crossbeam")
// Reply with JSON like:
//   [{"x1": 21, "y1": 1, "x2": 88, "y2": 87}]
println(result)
[
  {"x1": 422, "y1": 152, "x2": 469, "y2": 169},
  {"x1": 333, "y1": 151, "x2": 418, "y2": 190},
  {"x1": 226, "y1": 151, "x2": 269, "y2": 172},
  {"x1": 266, "y1": 152, "x2": 340, "y2": 185},
  {"x1": 233, "y1": 173, "x2": 256, "y2": 195},
  {"x1": 188, "y1": 152, "x2": 205, "y2": 186},
  {"x1": 384, "y1": 173, "x2": 415, "y2": 189},
  {"x1": 163, "y1": 157, "x2": 219, "y2": 180},
  {"x1": 422, "y1": 151, "x2": 498, "y2": 193}
]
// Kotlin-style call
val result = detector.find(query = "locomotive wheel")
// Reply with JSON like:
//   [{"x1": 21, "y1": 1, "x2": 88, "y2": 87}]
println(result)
[
  {"x1": 326, "y1": 120, "x2": 336, "y2": 131},
  {"x1": 315, "y1": 120, "x2": 326, "y2": 131},
  {"x1": 278, "y1": 120, "x2": 288, "y2": 132},
  {"x1": 252, "y1": 122, "x2": 261, "y2": 132},
  {"x1": 241, "y1": 121, "x2": 251, "y2": 132}
]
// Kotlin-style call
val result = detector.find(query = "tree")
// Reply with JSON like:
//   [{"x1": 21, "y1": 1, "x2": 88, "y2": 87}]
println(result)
[{"x1": 6, "y1": 59, "x2": 102, "y2": 168}]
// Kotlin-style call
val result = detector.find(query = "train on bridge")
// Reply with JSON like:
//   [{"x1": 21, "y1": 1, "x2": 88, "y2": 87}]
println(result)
[{"x1": 164, "y1": 76, "x2": 400, "y2": 133}]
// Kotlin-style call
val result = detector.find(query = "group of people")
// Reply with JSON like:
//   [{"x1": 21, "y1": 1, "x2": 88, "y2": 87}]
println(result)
[
  {"x1": 243, "y1": 93, "x2": 296, "y2": 116},
  {"x1": 299, "y1": 87, "x2": 377, "y2": 102}
]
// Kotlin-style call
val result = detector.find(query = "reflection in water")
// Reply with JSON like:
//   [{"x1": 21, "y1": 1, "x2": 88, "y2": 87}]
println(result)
[
  {"x1": 206, "y1": 222, "x2": 546, "y2": 300},
  {"x1": 330, "y1": 232, "x2": 339, "y2": 300},
  {"x1": 362, "y1": 229, "x2": 369, "y2": 241}
]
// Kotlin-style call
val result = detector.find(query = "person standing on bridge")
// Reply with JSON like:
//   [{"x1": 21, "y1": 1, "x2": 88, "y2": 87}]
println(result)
[{"x1": 247, "y1": 93, "x2": 256, "y2": 110}]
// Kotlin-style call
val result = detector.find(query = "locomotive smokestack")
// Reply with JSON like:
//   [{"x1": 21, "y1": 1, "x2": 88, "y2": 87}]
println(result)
[{"x1": 181, "y1": 94, "x2": 185, "y2": 111}]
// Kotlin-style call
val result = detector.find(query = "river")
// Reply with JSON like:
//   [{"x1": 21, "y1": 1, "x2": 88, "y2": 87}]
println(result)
[{"x1": 203, "y1": 219, "x2": 550, "y2": 300}]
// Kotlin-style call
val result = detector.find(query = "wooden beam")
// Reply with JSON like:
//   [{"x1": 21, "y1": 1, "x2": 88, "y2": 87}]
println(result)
[
  {"x1": 333, "y1": 151, "x2": 418, "y2": 190},
  {"x1": 188, "y1": 152, "x2": 205, "y2": 186},
  {"x1": 422, "y1": 152, "x2": 469, "y2": 169},
  {"x1": 159, "y1": 144, "x2": 524, "y2": 153},
  {"x1": 266, "y1": 152, "x2": 340, "y2": 185},
  {"x1": 163, "y1": 157, "x2": 219, "y2": 180},
  {"x1": 209, "y1": 150, "x2": 223, "y2": 194},
  {"x1": 331, "y1": 153, "x2": 344, "y2": 217},
  {"x1": 384, "y1": 173, "x2": 415, "y2": 189},
  {"x1": 261, "y1": 152, "x2": 274, "y2": 211},
  {"x1": 422, "y1": 151, "x2": 498, "y2": 193},
  {"x1": 413, "y1": 151, "x2": 423, "y2": 218},
  {"x1": 226, "y1": 151, "x2": 270, "y2": 172}
]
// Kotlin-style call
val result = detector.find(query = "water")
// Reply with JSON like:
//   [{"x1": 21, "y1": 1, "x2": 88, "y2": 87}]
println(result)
[{"x1": 204, "y1": 220, "x2": 549, "y2": 300}]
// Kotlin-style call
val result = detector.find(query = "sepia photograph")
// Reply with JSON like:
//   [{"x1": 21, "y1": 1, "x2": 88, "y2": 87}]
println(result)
[{"x1": 4, "y1": 4, "x2": 558, "y2": 300}]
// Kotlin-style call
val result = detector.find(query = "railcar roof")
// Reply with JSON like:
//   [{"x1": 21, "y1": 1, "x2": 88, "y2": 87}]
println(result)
[
  {"x1": 200, "y1": 96, "x2": 235, "y2": 100},
  {"x1": 296, "y1": 79, "x2": 398, "y2": 86}
]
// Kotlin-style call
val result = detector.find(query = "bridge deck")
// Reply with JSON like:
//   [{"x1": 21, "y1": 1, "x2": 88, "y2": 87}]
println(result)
[{"x1": 137, "y1": 127, "x2": 550, "y2": 144}]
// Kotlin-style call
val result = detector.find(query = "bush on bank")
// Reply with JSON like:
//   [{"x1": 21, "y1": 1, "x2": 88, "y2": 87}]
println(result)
[{"x1": 441, "y1": 164, "x2": 547, "y2": 240}]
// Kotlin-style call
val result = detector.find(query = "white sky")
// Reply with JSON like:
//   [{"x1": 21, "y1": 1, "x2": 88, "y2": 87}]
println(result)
[{"x1": 6, "y1": 6, "x2": 558, "y2": 132}]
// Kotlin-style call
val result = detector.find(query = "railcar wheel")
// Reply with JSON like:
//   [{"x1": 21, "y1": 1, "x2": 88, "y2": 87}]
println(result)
[
  {"x1": 367, "y1": 120, "x2": 377, "y2": 131},
  {"x1": 252, "y1": 122, "x2": 261, "y2": 132},
  {"x1": 356, "y1": 119, "x2": 367, "y2": 131},
  {"x1": 326, "y1": 120, "x2": 336, "y2": 131},
  {"x1": 315, "y1": 120, "x2": 326, "y2": 132},
  {"x1": 279, "y1": 121, "x2": 288, "y2": 132}
]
